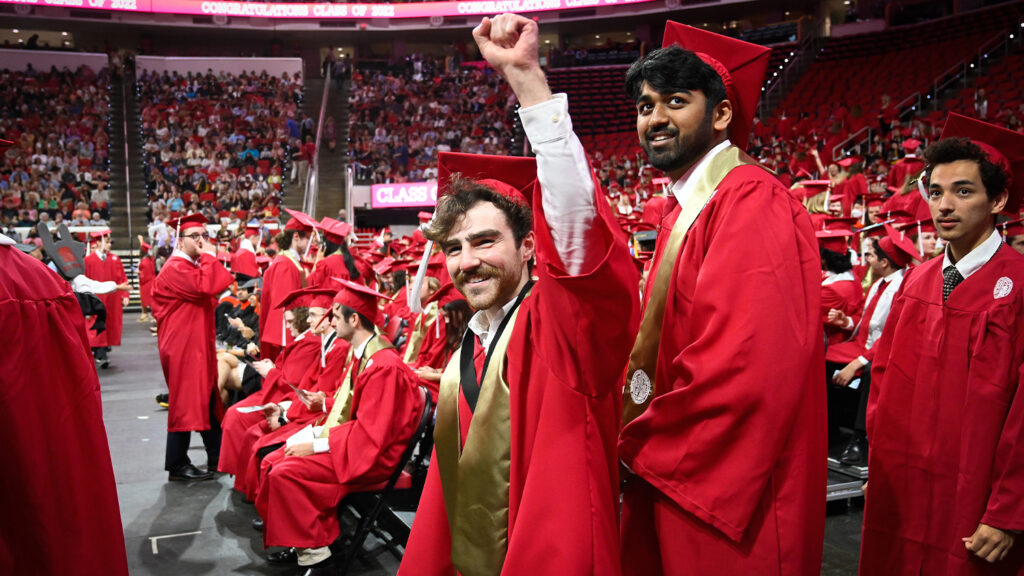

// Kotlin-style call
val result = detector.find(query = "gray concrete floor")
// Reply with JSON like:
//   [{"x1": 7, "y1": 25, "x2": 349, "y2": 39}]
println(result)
[{"x1": 101, "y1": 312, "x2": 861, "y2": 575}]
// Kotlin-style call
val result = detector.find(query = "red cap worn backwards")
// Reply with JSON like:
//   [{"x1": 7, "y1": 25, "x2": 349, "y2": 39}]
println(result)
[
  {"x1": 937, "y1": 112, "x2": 1024, "y2": 213},
  {"x1": 332, "y1": 277, "x2": 392, "y2": 322},
  {"x1": 437, "y1": 152, "x2": 538, "y2": 207},
  {"x1": 661, "y1": 21, "x2": 771, "y2": 149}
]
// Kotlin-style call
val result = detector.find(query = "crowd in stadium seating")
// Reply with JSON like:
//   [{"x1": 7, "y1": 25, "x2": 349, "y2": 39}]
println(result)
[
  {"x1": 138, "y1": 69, "x2": 303, "y2": 228},
  {"x1": 0, "y1": 64, "x2": 112, "y2": 240},
  {"x1": 348, "y1": 55, "x2": 517, "y2": 183}
]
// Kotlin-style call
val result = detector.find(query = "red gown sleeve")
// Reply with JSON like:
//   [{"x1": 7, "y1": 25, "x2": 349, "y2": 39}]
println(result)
[
  {"x1": 866, "y1": 280, "x2": 910, "y2": 439},
  {"x1": 158, "y1": 253, "x2": 233, "y2": 303}
]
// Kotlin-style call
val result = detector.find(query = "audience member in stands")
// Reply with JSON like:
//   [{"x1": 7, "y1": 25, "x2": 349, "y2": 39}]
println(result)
[
  {"x1": 401, "y1": 13, "x2": 639, "y2": 575},
  {"x1": 860, "y1": 115, "x2": 1024, "y2": 575},
  {"x1": 616, "y1": 22, "x2": 826, "y2": 576},
  {"x1": 152, "y1": 214, "x2": 234, "y2": 482}
]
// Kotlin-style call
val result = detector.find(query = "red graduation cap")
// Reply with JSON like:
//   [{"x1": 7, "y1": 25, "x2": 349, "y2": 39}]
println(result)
[
  {"x1": 1000, "y1": 217, "x2": 1024, "y2": 238},
  {"x1": 232, "y1": 247, "x2": 260, "y2": 278},
  {"x1": 791, "y1": 179, "x2": 831, "y2": 201},
  {"x1": 662, "y1": 21, "x2": 770, "y2": 148},
  {"x1": 216, "y1": 252, "x2": 232, "y2": 264},
  {"x1": 283, "y1": 208, "x2": 317, "y2": 232},
  {"x1": 140, "y1": 242, "x2": 152, "y2": 252},
  {"x1": 937, "y1": 112, "x2": 1024, "y2": 213},
  {"x1": 878, "y1": 223, "x2": 920, "y2": 267},
  {"x1": 0, "y1": 138, "x2": 14, "y2": 151},
  {"x1": 89, "y1": 229, "x2": 111, "y2": 240},
  {"x1": 823, "y1": 216, "x2": 859, "y2": 231},
  {"x1": 317, "y1": 217, "x2": 353, "y2": 245},
  {"x1": 437, "y1": 152, "x2": 537, "y2": 207},
  {"x1": 417, "y1": 211, "x2": 434, "y2": 223},
  {"x1": 424, "y1": 282, "x2": 466, "y2": 308},
  {"x1": 332, "y1": 277, "x2": 392, "y2": 321},
  {"x1": 902, "y1": 138, "x2": 922, "y2": 153},
  {"x1": 277, "y1": 287, "x2": 336, "y2": 311},
  {"x1": 243, "y1": 224, "x2": 262, "y2": 238},
  {"x1": 837, "y1": 156, "x2": 863, "y2": 168},
  {"x1": 372, "y1": 256, "x2": 397, "y2": 276},
  {"x1": 816, "y1": 228, "x2": 855, "y2": 253},
  {"x1": 167, "y1": 213, "x2": 208, "y2": 234}
]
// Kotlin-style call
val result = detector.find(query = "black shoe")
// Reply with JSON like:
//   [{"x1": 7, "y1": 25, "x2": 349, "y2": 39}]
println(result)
[
  {"x1": 155, "y1": 394, "x2": 169, "y2": 408},
  {"x1": 839, "y1": 435, "x2": 868, "y2": 466},
  {"x1": 168, "y1": 464, "x2": 215, "y2": 482},
  {"x1": 100, "y1": 359, "x2": 110, "y2": 369},
  {"x1": 267, "y1": 547, "x2": 296, "y2": 564},
  {"x1": 252, "y1": 518, "x2": 264, "y2": 532}
]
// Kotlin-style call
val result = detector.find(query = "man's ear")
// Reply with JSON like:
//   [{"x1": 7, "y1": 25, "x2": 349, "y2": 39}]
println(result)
[{"x1": 712, "y1": 99, "x2": 733, "y2": 134}]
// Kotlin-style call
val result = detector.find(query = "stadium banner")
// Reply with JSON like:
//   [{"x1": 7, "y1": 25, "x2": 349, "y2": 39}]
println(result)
[
  {"x1": 0, "y1": 0, "x2": 655, "y2": 19},
  {"x1": 371, "y1": 182, "x2": 438, "y2": 209}
]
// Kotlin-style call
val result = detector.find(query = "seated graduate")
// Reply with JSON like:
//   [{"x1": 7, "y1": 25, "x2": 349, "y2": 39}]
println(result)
[
  {"x1": 218, "y1": 292, "x2": 321, "y2": 488},
  {"x1": 408, "y1": 282, "x2": 472, "y2": 404},
  {"x1": 254, "y1": 278, "x2": 425, "y2": 573}
]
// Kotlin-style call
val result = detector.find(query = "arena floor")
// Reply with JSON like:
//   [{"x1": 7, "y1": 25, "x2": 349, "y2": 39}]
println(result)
[{"x1": 101, "y1": 313, "x2": 862, "y2": 575}]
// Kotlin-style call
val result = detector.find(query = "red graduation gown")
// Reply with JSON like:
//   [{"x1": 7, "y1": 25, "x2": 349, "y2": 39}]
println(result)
[
  {"x1": 886, "y1": 156, "x2": 925, "y2": 188},
  {"x1": 410, "y1": 311, "x2": 451, "y2": 404},
  {"x1": 400, "y1": 182, "x2": 640, "y2": 575},
  {"x1": 0, "y1": 244, "x2": 128, "y2": 576},
  {"x1": 139, "y1": 254, "x2": 156, "y2": 308},
  {"x1": 85, "y1": 251, "x2": 127, "y2": 347},
  {"x1": 862, "y1": 245, "x2": 1024, "y2": 575},
  {"x1": 306, "y1": 253, "x2": 350, "y2": 288},
  {"x1": 152, "y1": 253, "x2": 234, "y2": 432},
  {"x1": 259, "y1": 253, "x2": 304, "y2": 360},
  {"x1": 219, "y1": 332, "x2": 322, "y2": 479},
  {"x1": 255, "y1": 345, "x2": 424, "y2": 548},
  {"x1": 822, "y1": 277, "x2": 865, "y2": 347},
  {"x1": 882, "y1": 188, "x2": 932, "y2": 222},
  {"x1": 618, "y1": 165, "x2": 827, "y2": 575}
]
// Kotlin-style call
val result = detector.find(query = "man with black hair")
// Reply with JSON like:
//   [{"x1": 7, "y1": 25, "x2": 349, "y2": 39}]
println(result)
[
  {"x1": 860, "y1": 114, "x2": 1024, "y2": 574},
  {"x1": 616, "y1": 21, "x2": 826, "y2": 576}
]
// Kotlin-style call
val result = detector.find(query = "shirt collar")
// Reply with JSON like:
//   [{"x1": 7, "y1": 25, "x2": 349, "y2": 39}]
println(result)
[
  {"x1": 822, "y1": 270, "x2": 855, "y2": 285},
  {"x1": 468, "y1": 292, "x2": 521, "y2": 348},
  {"x1": 942, "y1": 228, "x2": 1002, "y2": 280},
  {"x1": 352, "y1": 333, "x2": 373, "y2": 359},
  {"x1": 171, "y1": 249, "x2": 197, "y2": 265},
  {"x1": 669, "y1": 139, "x2": 732, "y2": 208},
  {"x1": 0, "y1": 234, "x2": 15, "y2": 246}
]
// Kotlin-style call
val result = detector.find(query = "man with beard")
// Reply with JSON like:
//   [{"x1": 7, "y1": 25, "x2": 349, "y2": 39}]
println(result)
[
  {"x1": 400, "y1": 13, "x2": 640, "y2": 576},
  {"x1": 617, "y1": 22, "x2": 826, "y2": 575}
]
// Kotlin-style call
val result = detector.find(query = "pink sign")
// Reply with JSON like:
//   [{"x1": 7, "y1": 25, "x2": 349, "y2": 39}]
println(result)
[
  {"x1": 371, "y1": 182, "x2": 438, "y2": 209},
  {"x1": 0, "y1": 0, "x2": 655, "y2": 19}
]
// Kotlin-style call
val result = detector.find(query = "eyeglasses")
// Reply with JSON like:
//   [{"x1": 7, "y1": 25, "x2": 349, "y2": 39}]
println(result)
[{"x1": 183, "y1": 232, "x2": 210, "y2": 241}]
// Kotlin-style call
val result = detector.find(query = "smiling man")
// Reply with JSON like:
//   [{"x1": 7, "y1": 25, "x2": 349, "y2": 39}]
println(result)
[
  {"x1": 616, "y1": 22, "x2": 826, "y2": 576},
  {"x1": 860, "y1": 113, "x2": 1024, "y2": 575},
  {"x1": 400, "y1": 12, "x2": 640, "y2": 576}
]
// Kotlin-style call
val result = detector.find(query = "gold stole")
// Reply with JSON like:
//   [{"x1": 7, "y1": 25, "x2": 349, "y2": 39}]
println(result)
[
  {"x1": 402, "y1": 301, "x2": 439, "y2": 364},
  {"x1": 622, "y1": 146, "x2": 761, "y2": 426},
  {"x1": 317, "y1": 335, "x2": 394, "y2": 438},
  {"x1": 434, "y1": 305, "x2": 524, "y2": 576}
]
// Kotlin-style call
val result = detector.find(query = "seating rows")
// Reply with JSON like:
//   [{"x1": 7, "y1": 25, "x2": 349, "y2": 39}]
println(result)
[
  {"x1": 137, "y1": 69, "x2": 302, "y2": 227},
  {"x1": 0, "y1": 65, "x2": 112, "y2": 237}
]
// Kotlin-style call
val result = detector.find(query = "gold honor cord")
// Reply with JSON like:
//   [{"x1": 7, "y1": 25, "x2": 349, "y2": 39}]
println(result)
[
  {"x1": 317, "y1": 335, "x2": 395, "y2": 438},
  {"x1": 622, "y1": 146, "x2": 760, "y2": 426},
  {"x1": 434, "y1": 304, "x2": 525, "y2": 576}
]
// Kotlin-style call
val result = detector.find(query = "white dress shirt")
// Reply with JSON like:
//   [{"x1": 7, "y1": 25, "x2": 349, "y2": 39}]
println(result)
[{"x1": 942, "y1": 228, "x2": 1002, "y2": 280}]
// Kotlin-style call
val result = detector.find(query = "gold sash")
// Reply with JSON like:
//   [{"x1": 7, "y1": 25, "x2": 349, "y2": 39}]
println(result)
[
  {"x1": 622, "y1": 146, "x2": 760, "y2": 426},
  {"x1": 317, "y1": 335, "x2": 394, "y2": 438},
  {"x1": 402, "y1": 302, "x2": 439, "y2": 364},
  {"x1": 434, "y1": 304, "x2": 525, "y2": 576}
]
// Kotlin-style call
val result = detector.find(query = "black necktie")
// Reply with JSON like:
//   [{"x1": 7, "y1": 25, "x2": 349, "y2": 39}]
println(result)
[{"x1": 943, "y1": 266, "x2": 964, "y2": 302}]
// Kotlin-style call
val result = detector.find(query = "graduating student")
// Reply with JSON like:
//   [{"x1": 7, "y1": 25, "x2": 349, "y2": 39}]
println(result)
[
  {"x1": 255, "y1": 279, "x2": 424, "y2": 573},
  {"x1": 306, "y1": 217, "x2": 360, "y2": 288},
  {"x1": 138, "y1": 240, "x2": 157, "y2": 322},
  {"x1": 0, "y1": 232, "x2": 129, "y2": 576},
  {"x1": 861, "y1": 113, "x2": 1024, "y2": 575},
  {"x1": 616, "y1": 22, "x2": 826, "y2": 576},
  {"x1": 84, "y1": 229, "x2": 129, "y2": 367},
  {"x1": 260, "y1": 210, "x2": 315, "y2": 361},
  {"x1": 400, "y1": 13, "x2": 640, "y2": 576},
  {"x1": 152, "y1": 213, "x2": 235, "y2": 481}
]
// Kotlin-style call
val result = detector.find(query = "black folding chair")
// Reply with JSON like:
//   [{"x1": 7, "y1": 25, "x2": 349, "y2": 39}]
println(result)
[{"x1": 335, "y1": 385, "x2": 434, "y2": 575}]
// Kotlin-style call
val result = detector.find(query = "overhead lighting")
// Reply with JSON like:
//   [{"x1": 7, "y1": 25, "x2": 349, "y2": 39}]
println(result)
[
  {"x1": 544, "y1": 39, "x2": 551, "y2": 44},
  {"x1": 13, "y1": 29, "x2": 19, "y2": 33},
  {"x1": 62, "y1": 31, "x2": 68, "y2": 36}
]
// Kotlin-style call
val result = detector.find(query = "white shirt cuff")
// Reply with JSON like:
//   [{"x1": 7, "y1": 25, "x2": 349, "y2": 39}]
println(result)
[{"x1": 313, "y1": 437, "x2": 330, "y2": 454}]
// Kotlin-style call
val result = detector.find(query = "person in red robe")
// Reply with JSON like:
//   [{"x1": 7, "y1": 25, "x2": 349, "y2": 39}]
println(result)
[
  {"x1": 401, "y1": 14, "x2": 640, "y2": 575},
  {"x1": 138, "y1": 240, "x2": 156, "y2": 322},
  {"x1": 819, "y1": 231, "x2": 864, "y2": 348},
  {"x1": 84, "y1": 230, "x2": 129, "y2": 368},
  {"x1": 862, "y1": 115, "x2": 1024, "y2": 575},
  {"x1": 259, "y1": 215, "x2": 312, "y2": 361},
  {"x1": 218, "y1": 298, "x2": 321, "y2": 494},
  {"x1": 255, "y1": 279, "x2": 424, "y2": 573},
  {"x1": 408, "y1": 283, "x2": 471, "y2": 404},
  {"x1": 152, "y1": 213, "x2": 235, "y2": 481},
  {"x1": 616, "y1": 22, "x2": 826, "y2": 575},
  {"x1": 887, "y1": 138, "x2": 926, "y2": 189},
  {"x1": 0, "y1": 232, "x2": 129, "y2": 576},
  {"x1": 306, "y1": 217, "x2": 359, "y2": 288}
]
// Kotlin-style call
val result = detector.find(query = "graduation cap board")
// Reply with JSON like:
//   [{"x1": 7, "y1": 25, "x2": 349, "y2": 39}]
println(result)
[
  {"x1": 333, "y1": 277, "x2": 392, "y2": 322},
  {"x1": 661, "y1": 21, "x2": 771, "y2": 149},
  {"x1": 936, "y1": 112, "x2": 1024, "y2": 213},
  {"x1": 437, "y1": 152, "x2": 538, "y2": 207}
]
